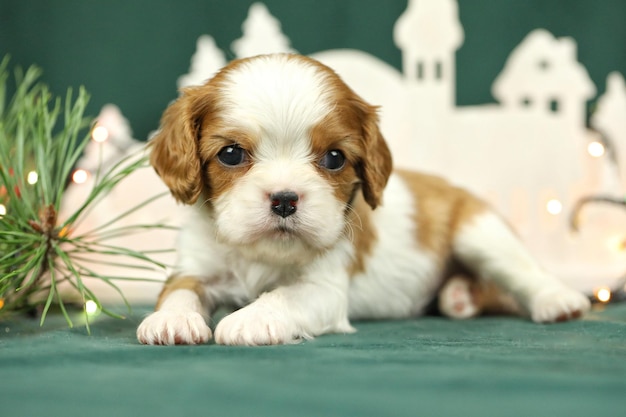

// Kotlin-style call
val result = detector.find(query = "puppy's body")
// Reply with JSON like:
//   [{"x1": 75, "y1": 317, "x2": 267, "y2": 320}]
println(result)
[{"x1": 137, "y1": 54, "x2": 590, "y2": 346}]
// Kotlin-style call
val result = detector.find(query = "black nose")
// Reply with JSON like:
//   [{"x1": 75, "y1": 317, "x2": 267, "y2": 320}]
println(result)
[{"x1": 270, "y1": 191, "x2": 299, "y2": 218}]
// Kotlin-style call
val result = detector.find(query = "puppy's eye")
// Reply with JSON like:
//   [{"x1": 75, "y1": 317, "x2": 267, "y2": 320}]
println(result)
[
  {"x1": 217, "y1": 145, "x2": 247, "y2": 166},
  {"x1": 319, "y1": 150, "x2": 346, "y2": 171}
]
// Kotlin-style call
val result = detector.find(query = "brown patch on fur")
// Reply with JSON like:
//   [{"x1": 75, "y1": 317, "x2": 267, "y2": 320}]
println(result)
[
  {"x1": 472, "y1": 278, "x2": 522, "y2": 315},
  {"x1": 439, "y1": 274, "x2": 522, "y2": 317},
  {"x1": 304, "y1": 55, "x2": 393, "y2": 209},
  {"x1": 308, "y1": 116, "x2": 359, "y2": 202},
  {"x1": 199, "y1": 126, "x2": 256, "y2": 203},
  {"x1": 304, "y1": 67, "x2": 389, "y2": 274},
  {"x1": 149, "y1": 89, "x2": 207, "y2": 204},
  {"x1": 346, "y1": 191, "x2": 377, "y2": 275},
  {"x1": 396, "y1": 169, "x2": 488, "y2": 258},
  {"x1": 149, "y1": 57, "x2": 256, "y2": 205},
  {"x1": 308, "y1": 116, "x2": 378, "y2": 276},
  {"x1": 155, "y1": 276, "x2": 207, "y2": 310}
]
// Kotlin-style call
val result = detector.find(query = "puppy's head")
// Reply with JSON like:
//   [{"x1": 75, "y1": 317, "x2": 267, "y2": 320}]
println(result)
[{"x1": 151, "y1": 54, "x2": 392, "y2": 262}]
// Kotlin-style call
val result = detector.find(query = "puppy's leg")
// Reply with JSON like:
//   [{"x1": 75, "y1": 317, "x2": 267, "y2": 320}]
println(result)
[
  {"x1": 438, "y1": 275, "x2": 481, "y2": 319},
  {"x1": 136, "y1": 276, "x2": 212, "y2": 345},
  {"x1": 453, "y1": 211, "x2": 590, "y2": 323},
  {"x1": 438, "y1": 275, "x2": 522, "y2": 319},
  {"x1": 214, "y1": 267, "x2": 354, "y2": 346}
]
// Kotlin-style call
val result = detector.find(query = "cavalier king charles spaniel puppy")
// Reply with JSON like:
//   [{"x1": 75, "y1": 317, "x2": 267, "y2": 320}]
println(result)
[{"x1": 137, "y1": 53, "x2": 590, "y2": 346}]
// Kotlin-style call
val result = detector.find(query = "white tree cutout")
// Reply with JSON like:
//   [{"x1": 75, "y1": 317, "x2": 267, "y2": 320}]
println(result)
[
  {"x1": 78, "y1": 105, "x2": 135, "y2": 173},
  {"x1": 592, "y1": 72, "x2": 626, "y2": 186},
  {"x1": 231, "y1": 3, "x2": 295, "y2": 59},
  {"x1": 178, "y1": 35, "x2": 226, "y2": 89}
]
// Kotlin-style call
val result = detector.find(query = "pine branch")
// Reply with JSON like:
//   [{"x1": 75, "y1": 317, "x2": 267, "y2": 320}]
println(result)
[{"x1": 0, "y1": 56, "x2": 169, "y2": 329}]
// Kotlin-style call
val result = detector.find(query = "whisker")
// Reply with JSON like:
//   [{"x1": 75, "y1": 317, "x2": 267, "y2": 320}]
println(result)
[{"x1": 344, "y1": 204, "x2": 364, "y2": 232}]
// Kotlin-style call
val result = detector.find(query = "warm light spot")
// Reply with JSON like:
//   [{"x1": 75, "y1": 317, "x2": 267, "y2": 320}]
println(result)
[
  {"x1": 595, "y1": 287, "x2": 611, "y2": 303},
  {"x1": 72, "y1": 169, "x2": 89, "y2": 184},
  {"x1": 0, "y1": 298, "x2": 4, "y2": 310},
  {"x1": 27, "y1": 171, "x2": 39, "y2": 185},
  {"x1": 587, "y1": 141, "x2": 605, "y2": 158},
  {"x1": 58, "y1": 225, "x2": 71, "y2": 238},
  {"x1": 546, "y1": 199, "x2": 562, "y2": 215},
  {"x1": 85, "y1": 300, "x2": 99, "y2": 315},
  {"x1": 92, "y1": 125, "x2": 109, "y2": 143},
  {"x1": 606, "y1": 235, "x2": 626, "y2": 253},
  {"x1": 0, "y1": 203, "x2": 6, "y2": 217}
]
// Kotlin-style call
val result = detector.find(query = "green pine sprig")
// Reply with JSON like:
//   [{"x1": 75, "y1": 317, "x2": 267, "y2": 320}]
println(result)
[{"x1": 0, "y1": 56, "x2": 173, "y2": 331}]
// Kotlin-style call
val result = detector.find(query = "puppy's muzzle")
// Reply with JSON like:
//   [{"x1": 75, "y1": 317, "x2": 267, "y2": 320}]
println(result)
[{"x1": 270, "y1": 191, "x2": 299, "y2": 218}]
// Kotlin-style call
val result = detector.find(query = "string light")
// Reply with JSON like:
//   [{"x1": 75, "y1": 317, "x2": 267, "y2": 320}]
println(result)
[
  {"x1": 606, "y1": 235, "x2": 626, "y2": 254},
  {"x1": 595, "y1": 287, "x2": 612, "y2": 303},
  {"x1": 587, "y1": 141, "x2": 605, "y2": 158},
  {"x1": 27, "y1": 170, "x2": 38, "y2": 185},
  {"x1": 85, "y1": 300, "x2": 99, "y2": 316},
  {"x1": 546, "y1": 199, "x2": 562, "y2": 215},
  {"x1": 92, "y1": 125, "x2": 109, "y2": 143},
  {"x1": 58, "y1": 225, "x2": 71, "y2": 238},
  {"x1": 72, "y1": 169, "x2": 89, "y2": 184},
  {"x1": 0, "y1": 203, "x2": 6, "y2": 217}
]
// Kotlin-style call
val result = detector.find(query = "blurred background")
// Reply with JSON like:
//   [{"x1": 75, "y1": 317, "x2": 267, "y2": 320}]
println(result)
[{"x1": 2, "y1": 0, "x2": 624, "y2": 141}]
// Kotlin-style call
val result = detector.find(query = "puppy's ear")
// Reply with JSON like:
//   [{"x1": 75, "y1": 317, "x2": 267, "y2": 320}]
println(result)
[
  {"x1": 352, "y1": 98, "x2": 393, "y2": 209},
  {"x1": 150, "y1": 87, "x2": 207, "y2": 205}
]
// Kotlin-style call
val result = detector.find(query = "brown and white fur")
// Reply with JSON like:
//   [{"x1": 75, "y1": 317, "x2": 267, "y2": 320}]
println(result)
[{"x1": 137, "y1": 54, "x2": 590, "y2": 346}]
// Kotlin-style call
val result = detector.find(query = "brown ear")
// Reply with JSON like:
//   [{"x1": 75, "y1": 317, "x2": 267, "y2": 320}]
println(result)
[
  {"x1": 353, "y1": 99, "x2": 393, "y2": 209},
  {"x1": 149, "y1": 88, "x2": 206, "y2": 204}
]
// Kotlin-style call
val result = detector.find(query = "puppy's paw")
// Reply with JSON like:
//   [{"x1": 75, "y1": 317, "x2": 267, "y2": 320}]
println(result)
[
  {"x1": 529, "y1": 286, "x2": 591, "y2": 323},
  {"x1": 438, "y1": 276, "x2": 480, "y2": 319},
  {"x1": 137, "y1": 310, "x2": 212, "y2": 345},
  {"x1": 214, "y1": 303, "x2": 298, "y2": 346}
]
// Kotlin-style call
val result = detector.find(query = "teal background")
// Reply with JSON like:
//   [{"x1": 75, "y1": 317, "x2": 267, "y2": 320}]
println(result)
[{"x1": 1, "y1": 0, "x2": 625, "y2": 140}]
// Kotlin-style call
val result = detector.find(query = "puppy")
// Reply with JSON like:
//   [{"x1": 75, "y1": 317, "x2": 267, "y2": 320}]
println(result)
[{"x1": 137, "y1": 53, "x2": 590, "y2": 346}]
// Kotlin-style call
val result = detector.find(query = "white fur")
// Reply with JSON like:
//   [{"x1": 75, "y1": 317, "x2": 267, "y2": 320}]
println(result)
[
  {"x1": 453, "y1": 212, "x2": 591, "y2": 322},
  {"x1": 219, "y1": 54, "x2": 333, "y2": 145},
  {"x1": 347, "y1": 174, "x2": 440, "y2": 319},
  {"x1": 214, "y1": 240, "x2": 356, "y2": 346},
  {"x1": 136, "y1": 289, "x2": 211, "y2": 345}
]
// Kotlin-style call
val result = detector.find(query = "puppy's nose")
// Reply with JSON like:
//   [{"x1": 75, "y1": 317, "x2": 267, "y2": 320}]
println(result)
[{"x1": 270, "y1": 191, "x2": 299, "y2": 218}]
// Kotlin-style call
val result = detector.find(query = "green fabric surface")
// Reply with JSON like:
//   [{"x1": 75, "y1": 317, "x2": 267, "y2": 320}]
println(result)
[{"x1": 1, "y1": 305, "x2": 625, "y2": 417}]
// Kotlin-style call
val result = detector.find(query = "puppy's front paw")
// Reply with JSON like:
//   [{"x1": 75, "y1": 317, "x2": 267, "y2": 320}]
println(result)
[
  {"x1": 137, "y1": 310, "x2": 212, "y2": 345},
  {"x1": 214, "y1": 303, "x2": 297, "y2": 346},
  {"x1": 529, "y1": 286, "x2": 591, "y2": 323}
]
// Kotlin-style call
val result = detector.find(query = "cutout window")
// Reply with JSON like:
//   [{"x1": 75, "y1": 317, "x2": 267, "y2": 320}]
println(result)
[
  {"x1": 417, "y1": 62, "x2": 424, "y2": 80},
  {"x1": 435, "y1": 61, "x2": 443, "y2": 80},
  {"x1": 549, "y1": 99, "x2": 559, "y2": 113}
]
